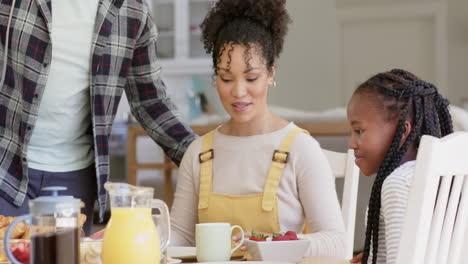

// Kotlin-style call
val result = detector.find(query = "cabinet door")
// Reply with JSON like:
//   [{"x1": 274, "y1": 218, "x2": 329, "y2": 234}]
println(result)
[
  {"x1": 151, "y1": 0, "x2": 176, "y2": 59},
  {"x1": 188, "y1": 0, "x2": 215, "y2": 58}
]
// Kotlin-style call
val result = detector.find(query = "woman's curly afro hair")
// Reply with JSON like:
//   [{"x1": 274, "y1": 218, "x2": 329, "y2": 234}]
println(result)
[{"x1": 200, "y1": 0, "x2": 291, "y2": 74}]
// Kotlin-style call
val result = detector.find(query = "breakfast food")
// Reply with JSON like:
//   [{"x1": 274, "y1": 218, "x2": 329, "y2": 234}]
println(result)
[
  {"x1": 272, "y1": 231, "x2": 298, "y2": 241},
  {"x1": 0, "y1": 244, "x2": 7, "y2": 262},
  {"x1": 0, "y1": 216, "x2": 28, "y2": 240},
  {"x1": 248, "y1": 230, "x2": 299, "y2": 242},
  {"x1": 0, "y1": 214, "x2": 87, "y2": 262},
  {"x1": 249, "y1": 232, "x2": 269, "y2": 242},
  {"x1": 9, "y1": 241, "x2": 30, "y2": 263},
  {"x1": 0, "y1": 240, "x2": 30, "y2": 264},
  {"x1": 80, "y1": 238, "x2": 102, "y2": 264},
  {"x1": 0, "y1": 214, "x2": 86, "y2": 240}
]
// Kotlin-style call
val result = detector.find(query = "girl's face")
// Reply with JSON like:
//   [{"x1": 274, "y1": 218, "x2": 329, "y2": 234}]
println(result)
[
  {"x1": 347, "y1": 92, "x2": 398, "y2": 176},
  {"x1": 215, "y1": 44, "x2": 274, "y2": 125}
]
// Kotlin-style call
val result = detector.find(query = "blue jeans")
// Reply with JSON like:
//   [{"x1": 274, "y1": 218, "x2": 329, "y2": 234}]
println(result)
[{"x1": 0, "y1": 164, "x2": 97, "y2": 235}]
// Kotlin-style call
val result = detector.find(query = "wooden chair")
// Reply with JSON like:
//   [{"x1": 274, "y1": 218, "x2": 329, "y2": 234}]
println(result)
[
  {"x1": 396, "y1": 132, "x2": 468, "y2": 264},
  {"x1": 127, "y1": 125, "x2": 177, "y2": 206},
  {"x1": 322, "y1": 149, "x2": 360, "y2": 260}
]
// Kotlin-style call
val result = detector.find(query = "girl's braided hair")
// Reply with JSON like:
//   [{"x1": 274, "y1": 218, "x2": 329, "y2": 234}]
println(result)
[
  {"x1": 357, "y1": 69, "x2": 453, "y2": 264},
  {"x1": 200, "y1": 0, "x2": 291, "y2": 74}
]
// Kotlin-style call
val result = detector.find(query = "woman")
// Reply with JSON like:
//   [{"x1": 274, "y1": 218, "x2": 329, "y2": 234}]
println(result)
[{"x1": 170, "y1": 0, "x2": 345, "y2": 257}]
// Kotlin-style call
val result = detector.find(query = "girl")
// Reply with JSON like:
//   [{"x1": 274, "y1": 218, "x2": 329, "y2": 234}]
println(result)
[
  {"x1": 170, "y1": 0, "x2": 346, "y2": 258},
  {"x1": 347, "y1": 69, "x2": 453, "y2": 264}
]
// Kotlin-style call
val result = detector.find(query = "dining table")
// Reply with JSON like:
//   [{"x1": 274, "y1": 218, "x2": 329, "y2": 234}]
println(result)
[
  {"x1": 167, "y1": 246, "x2": 351, "y2": 264},
  {"x1": 180, "y1": 258, "x2": 350, "y2": 264}
]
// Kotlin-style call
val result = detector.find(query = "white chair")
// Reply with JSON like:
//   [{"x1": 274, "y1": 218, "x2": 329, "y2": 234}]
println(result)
[
  {"x1": 396, "y1": 132, "x2": 468, "y2": 264},
  {"x1": 322, "y1": 149, "x2": 360, "y2": 260}
]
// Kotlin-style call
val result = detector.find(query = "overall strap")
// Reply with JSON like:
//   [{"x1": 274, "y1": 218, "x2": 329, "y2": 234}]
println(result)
[
  {"x1": 198, "y1": 130, "x2": 216, "y2": 210},
  {"x1": 262, "y1": 127, "x2": 310, "y2": 211}
]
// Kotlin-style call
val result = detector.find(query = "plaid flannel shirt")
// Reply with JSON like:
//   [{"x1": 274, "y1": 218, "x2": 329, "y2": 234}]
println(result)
[{"x1": 0, "y1": 0, "x2": 196, "y2": 219}]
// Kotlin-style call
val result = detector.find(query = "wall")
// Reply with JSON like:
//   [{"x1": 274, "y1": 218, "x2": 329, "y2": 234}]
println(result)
[
  {"x1": 448, "y1": 0, "x2": 468, "y2": 106},
  {"x1": 270, "y1": 0, "x2": 342, "y2": 111},
  {"x1": 271, "y1": 0, "x2": 468, "y2": 111}
]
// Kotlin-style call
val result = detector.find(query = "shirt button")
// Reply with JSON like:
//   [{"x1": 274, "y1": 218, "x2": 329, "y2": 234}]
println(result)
[
  {"x1": 34, "y1": 94, "x2": 38, "y2": 98},
  {"x1": 27, "y1": 126, "x2": 32, "y2": 130},
  {"x1": 43, "y1": 63, "x2": 48, "y2": 68},
  {"x1": 22, "y1": 157, "x2": 26, "y2": 162}
]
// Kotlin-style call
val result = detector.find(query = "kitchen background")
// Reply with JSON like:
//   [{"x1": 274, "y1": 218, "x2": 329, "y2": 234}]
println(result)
[{"x1": 105, "y1": 0, "x2": 468, "y2": 253}]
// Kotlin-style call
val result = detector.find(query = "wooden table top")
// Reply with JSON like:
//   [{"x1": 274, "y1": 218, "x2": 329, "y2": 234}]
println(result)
[{"x1": 182, "y1": 259, "x2": 350, "y2": 264}]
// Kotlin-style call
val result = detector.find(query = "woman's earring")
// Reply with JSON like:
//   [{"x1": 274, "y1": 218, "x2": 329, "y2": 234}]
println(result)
[
  {"x1": 211, "y1": 76, "x2": 216, "y2": 89},
  {"x1": 269, "y1": 80, "x2": 277, "y2": 89}
]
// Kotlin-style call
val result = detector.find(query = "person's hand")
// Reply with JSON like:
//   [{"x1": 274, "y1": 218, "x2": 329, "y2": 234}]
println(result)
[
  {"x1": 232, "y1": 231, "x2": 272, "y2": 251},
  {"x1": 350, "y1": 252, "x2": 363, "y2": 263}
]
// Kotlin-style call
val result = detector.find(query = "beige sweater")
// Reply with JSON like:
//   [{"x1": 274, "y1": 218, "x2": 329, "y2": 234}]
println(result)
[{"x1": 170, "y1": 123, "x2": 346, "y2": 258}]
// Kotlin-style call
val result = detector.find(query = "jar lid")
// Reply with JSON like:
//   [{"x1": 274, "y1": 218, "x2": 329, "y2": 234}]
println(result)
[{"x1": 29, "y1": 186, "x2": 81, "y2": 215}]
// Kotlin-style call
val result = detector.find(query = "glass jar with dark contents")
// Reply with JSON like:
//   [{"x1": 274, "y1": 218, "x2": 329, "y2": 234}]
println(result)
[{"x1": 4, "y1": 186, "x2": 81, "y2": 264}]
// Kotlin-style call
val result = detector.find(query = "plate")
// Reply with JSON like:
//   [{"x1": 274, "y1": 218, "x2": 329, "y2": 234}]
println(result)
[
  {"x1": 168, "y1": 258, "x2": 182, "y2": 264},
  {"x1": 167, "y1": 246, "x2": 196, "y2": 260},
  {"x1": 166, "y1": 247, "x2": 246, "y2": 262},
  {"x1": 197, "y1": 261, "x2": 295, "y2": 264}
]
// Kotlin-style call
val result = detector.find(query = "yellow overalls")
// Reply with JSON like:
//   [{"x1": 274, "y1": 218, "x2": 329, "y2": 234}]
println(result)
[{"x1": 197, "y1": 127, "x2": 309, "y2": 237}]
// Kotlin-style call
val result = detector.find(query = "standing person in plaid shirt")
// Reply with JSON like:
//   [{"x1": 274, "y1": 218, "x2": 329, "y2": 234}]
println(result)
[{"x1": 0, "y1": 0, "x2": 196, "y2": 235}]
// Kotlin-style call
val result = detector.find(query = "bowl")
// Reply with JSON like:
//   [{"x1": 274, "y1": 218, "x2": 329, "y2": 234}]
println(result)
[{"x1": 246, "y1": 239, "x2": 311, "y2": 262}]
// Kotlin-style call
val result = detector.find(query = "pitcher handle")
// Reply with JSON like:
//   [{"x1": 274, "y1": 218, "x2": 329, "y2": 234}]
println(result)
[
  {"x1": 152, "y1": 199, "x2": 171, "y2": 252},
  {"x1": 4, "y1": 215, "x2": 31, "y2": 264},
  {"x1": 230, "y1": 225, "x2": 245, "y2": 254}
]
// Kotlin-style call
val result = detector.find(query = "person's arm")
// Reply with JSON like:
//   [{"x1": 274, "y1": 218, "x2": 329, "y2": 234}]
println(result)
[
  {"x1": 294, "y1": 135, "x2": 346, "y2": 258},
  {"x1": 125, "y1": 8, "x2": 196, "y2": 165},
  {"x1": 381, "y1": 170, "x2": 412, "y2": 264},
  {"x1": 170, "y1": 139, "x2": 200, "y2": 246}
]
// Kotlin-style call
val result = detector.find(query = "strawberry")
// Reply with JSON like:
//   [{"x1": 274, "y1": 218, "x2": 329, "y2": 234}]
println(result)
[
  {"x1": 249, "y1": 231, "x2": 268, "y2": 241},
  {"x1": 272, "y1": 231, "x2": 299, "y2": 241},
  {"x1": 285, "y1": 231, "x2": 298, "y2": 240},
  {"x1": 10, "y1": 241, "x2": 30, "y2": 264},
  {"x1": 272, "y1": 232, "x2": 287, "y2": 241},
  {"x1": 272, "y1": 234, "x2": 291, "y2": 241}
]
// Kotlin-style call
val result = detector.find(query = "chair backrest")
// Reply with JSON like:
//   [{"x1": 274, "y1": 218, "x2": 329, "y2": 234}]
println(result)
[
  {"x1": 396, "y1": 132, "x2": 468, "y2": 264},
  {"x1": 322, "y1": 149, "x2": 360, "y2": 260}
]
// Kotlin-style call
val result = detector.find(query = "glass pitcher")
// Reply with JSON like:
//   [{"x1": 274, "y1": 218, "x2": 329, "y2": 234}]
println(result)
[
  {"x1": 101, "y1": 182, "x2": 170, "y2": 264},
  {"x1": 4, "y1": 186, "x2": 81, "y2": 264}
]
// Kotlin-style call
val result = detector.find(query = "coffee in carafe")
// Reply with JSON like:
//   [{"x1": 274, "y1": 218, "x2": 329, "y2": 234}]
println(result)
[
  {"x1": 4, "y1": 187, "x2": 81, "y2": 264},
  {"x1": 31, "y1": 228, "x2": 79, "y2": 264}
]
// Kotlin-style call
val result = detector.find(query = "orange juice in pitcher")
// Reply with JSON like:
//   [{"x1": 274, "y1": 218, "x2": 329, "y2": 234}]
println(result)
[
  {"x1": 102, "y1": 208, "x2": 160, "y2": 263},
  {"x1": 101, "y1": 183, "x2": 170, "y2": 264}
]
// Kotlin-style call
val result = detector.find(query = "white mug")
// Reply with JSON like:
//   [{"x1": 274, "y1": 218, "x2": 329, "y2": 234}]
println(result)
[{"x1": 196, "y1": 223, "x2": 244, "y2": 262}]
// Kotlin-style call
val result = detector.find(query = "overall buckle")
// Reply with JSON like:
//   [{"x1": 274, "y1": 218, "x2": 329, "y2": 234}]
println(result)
[
  {"x1": 199, "y1": 149, "x2": 214, "y2": 163},
  {"x1": 272, "y1": 150, "x2": 289, "y2": 164}
]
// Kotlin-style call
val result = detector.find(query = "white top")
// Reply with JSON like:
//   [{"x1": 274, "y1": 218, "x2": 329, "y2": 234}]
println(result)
[
  {"x1": 28, "y1": 0, "x2": 99, "y2": 171},
  {"x1": 369, "y1": 161, "x2": 416, "y2": 264},
  {"x1": 170, "y1": 123, "x2": 346, "y2": 258}
]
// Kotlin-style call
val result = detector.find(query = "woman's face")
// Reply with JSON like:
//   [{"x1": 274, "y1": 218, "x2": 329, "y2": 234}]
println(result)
[{"x1": 215, "y1": 44, "x2": 274, "y2": 125}]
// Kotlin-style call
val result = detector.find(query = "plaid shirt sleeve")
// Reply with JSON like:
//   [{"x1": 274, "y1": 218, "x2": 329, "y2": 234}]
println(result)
[{"x1": 125, "y1": 11, "x2": 196, "y2": 166}]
